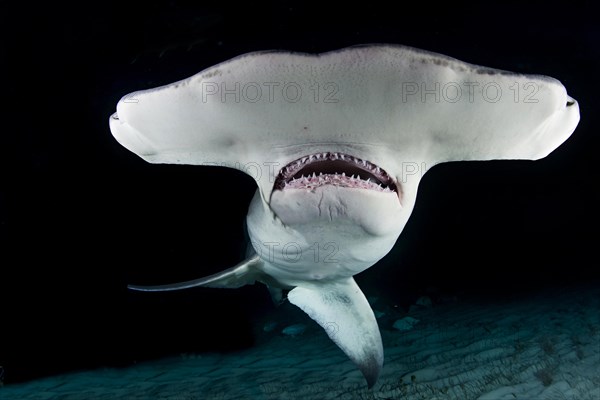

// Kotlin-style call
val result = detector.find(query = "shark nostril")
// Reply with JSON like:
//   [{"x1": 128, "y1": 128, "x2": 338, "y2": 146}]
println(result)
[{"x1": 566, "y1": 100, "x2": 575, "y2": 107}]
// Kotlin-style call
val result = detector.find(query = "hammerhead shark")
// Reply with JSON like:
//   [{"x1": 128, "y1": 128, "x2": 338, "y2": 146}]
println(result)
[{"x1": 109, "y1": 44, "x2": 579, "y2": 387}]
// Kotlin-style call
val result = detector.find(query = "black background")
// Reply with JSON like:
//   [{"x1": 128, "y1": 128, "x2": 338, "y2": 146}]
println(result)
[{"x1": 1, "y1": 0, "x2": 598, "y2": 384}]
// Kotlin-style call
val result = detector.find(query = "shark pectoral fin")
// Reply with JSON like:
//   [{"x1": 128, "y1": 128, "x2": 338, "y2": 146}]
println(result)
[
  {"x1": 127, "y1": 254, "x2": 263, "y2": 291},
  {"x1": 287, "y1": 277, "x2": 383, "y2": 388}
]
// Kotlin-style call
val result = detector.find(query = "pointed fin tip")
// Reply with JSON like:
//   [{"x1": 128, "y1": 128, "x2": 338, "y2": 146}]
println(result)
[
  {"x1": 287, "y1": 279, "x2": 384, "y2": 388},
  {"x1": 127, "y1": 254, "x2": 262, "y2": 291},
  {"x1": 127, "y1": 284, "x2": 176, "y2": 292},
  {"x1": 360, "y1": 354, "x2": 382, "y2": 388}
]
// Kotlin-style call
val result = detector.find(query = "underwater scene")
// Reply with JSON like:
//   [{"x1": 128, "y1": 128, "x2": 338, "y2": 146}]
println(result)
[{"x1": 1, "y1": 1, "x2": 598, "y2": 399}]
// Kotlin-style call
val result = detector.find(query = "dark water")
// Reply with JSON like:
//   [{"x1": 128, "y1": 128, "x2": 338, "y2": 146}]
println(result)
[{"x1": 1, "y1": 0, "x2": 598, "y2": 390}]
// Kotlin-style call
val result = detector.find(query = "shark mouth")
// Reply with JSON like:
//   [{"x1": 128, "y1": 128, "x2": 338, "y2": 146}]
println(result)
[{"x1": 274, "y1": 152, "x2": 398, "y2": 193}]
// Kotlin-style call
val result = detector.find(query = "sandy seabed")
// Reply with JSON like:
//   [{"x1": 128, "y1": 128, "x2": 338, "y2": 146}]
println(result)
[{"x1": 2, "y1": 284, "x2": 599, "y2": 400}]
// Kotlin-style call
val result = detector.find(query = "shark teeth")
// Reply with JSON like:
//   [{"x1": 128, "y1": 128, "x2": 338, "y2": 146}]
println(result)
[
  {"x1": 274, "y1": 152, "x2": 398, "y2": 193},
  {"x1": 283, "y1": 171, "x2": 394, "y2": 192}
]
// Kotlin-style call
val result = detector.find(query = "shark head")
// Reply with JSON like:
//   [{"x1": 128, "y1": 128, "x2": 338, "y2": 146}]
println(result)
[{"x1": 110, "y1": 44, "x2": 579, "y2": 388}]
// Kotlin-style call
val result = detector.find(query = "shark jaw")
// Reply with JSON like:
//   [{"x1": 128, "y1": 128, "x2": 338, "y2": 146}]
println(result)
[
  {"x1": 273, "y1": 152, "x2": 400, "y2": 195},
  {"x1": 268, "y1": 151, "x2": 405, "y2": 243}
]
